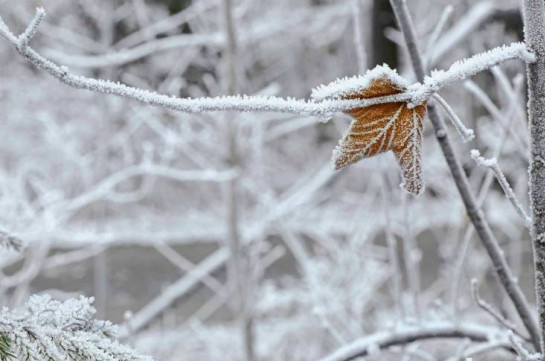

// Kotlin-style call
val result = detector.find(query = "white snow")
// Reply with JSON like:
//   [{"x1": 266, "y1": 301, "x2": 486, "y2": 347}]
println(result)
[{"x1": 311, "y1": 64, "x2": 408, "y2": 101}]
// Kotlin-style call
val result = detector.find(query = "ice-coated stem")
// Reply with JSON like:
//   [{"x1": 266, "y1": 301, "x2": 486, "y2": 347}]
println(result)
[
  {"x1": 389, "y1": 0, "x2": 541, "y2": 351},
  {"x1": 522, "y1": 0, "x2": 545, "y2": 354}
]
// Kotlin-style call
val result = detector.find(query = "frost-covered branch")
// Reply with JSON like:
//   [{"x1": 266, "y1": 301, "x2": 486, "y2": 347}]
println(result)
[
  {"x1": 317, "y1": 322, "x2": 513, "y2": 361},
  {"x1": 0, "y1": 9, "x2": 536, "y2": 120},
  {"x1": 57, "y1": 164, "x2": 237, "y2": 216},
  {"x1": 471, "y1": 150, "x2": 532, "y2": 226},
  {"x1": 0, "y1": 10, "x2": 409, "y2": 117},
  {"x1": 17, "y1": 8, "x2": 45, "y2": 49},
  {"x1": 0, "y1": 295, "x2": 151, "y2": 361},
  {"x1": 410, "y1": 42, "x2": 535, "y2": 106}
]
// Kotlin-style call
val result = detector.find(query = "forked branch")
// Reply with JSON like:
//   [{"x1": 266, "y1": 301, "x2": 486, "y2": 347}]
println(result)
[{"x1": 389, "y1": 0, "x2": 541, "y2": 351}]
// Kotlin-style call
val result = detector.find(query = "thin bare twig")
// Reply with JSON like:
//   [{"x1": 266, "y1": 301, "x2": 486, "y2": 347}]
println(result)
[
  {"x1": 471, "y1": 279, "x2": 528, "y2": 340},
  {"x1": 432, "y1": 94, "x2": 475, "y2": 142},
  {"x1": 470, "y1": 150, "x2": 532, "y2": 226}
]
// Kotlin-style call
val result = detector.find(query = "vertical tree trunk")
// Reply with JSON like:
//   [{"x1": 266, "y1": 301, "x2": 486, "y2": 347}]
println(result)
[
  {"x1": 371, "y1": 0, "x2": 398, "y2": 68},
  {"x1": 522, "y1": 0, "x2": 545, "y2": 353}
]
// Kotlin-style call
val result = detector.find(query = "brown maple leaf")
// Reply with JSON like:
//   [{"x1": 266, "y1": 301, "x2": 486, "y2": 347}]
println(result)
[{"x1": 314, "y1": 66, "x2": 427, "y2": 195}]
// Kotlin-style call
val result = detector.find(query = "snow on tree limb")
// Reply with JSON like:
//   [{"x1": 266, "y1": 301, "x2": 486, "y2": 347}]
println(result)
[
  {"x1": 17, "y1": 7, "x2": 45, "y2": 48},
  {"x1": 318, "y1": 321, "x2": 513, "y2": 361},
  {"x1": 410, "y1": 42, "x2": 536, "y2": 106},
  {"x1": 0, "y1": 9, "x2": 536, "y2": 120}
]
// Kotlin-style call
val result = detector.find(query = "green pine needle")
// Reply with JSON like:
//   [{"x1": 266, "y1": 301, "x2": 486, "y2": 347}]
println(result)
[{"x1": 0, "y1": 334, "x2": 15, "y2": 361}]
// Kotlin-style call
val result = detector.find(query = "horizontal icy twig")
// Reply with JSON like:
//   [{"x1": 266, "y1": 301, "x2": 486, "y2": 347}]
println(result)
[
  {"x1": 410, "y1": 42, "x2": 536, "y2": 106},
  {"x1": 0, "y1": 9, "x2": 536, "y2": 119},
  {"x1": 46, "y1": 33, "x2": 225, "y2": 68},
  {"x1": 471, "y1": 150, "x2": 532, "y2": 226},
  {"x1": 432, "y1": 94, "x2": 475, "y2": 142},
  {"x1": 317, "y1": 322, "x2": 513, "y2": 361}
]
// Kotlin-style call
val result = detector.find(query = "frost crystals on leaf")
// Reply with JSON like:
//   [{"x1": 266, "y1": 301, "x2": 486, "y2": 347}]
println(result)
[{"x1": 314, "y1": 65, "x2": 426, "y2": 195}]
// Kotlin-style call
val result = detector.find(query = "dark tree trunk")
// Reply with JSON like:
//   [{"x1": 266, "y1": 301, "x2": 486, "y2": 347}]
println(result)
[{"x1": 371, "y1": 0, "x2": 398, "y2": 68}]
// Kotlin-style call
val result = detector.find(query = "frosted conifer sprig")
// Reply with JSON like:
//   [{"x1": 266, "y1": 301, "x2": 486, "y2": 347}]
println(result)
[{"x1": 0, "y1": 295, "x2": 152, "y2": 361}]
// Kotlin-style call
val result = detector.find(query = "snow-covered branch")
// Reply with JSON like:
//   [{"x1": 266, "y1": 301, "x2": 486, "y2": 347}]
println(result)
[
  {"x1": 410, "y1": 42, "x2": 535, "y2": 106},
  {"x1": 0, "y1": 9, "x2": 536, "y2": 120},
  {"x1": 317, "y1": 322, "x2": 512, "y2": 361}
]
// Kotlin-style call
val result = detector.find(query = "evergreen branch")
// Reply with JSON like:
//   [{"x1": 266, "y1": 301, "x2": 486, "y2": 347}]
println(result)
[{"x1": 0, "y1": 295, "x2": 152, "y2": 361}]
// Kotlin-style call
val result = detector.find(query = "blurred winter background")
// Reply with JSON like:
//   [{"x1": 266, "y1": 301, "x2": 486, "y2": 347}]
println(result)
[{"x1": 0, "y1": 0, "x2": 533, "y2": 360}]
